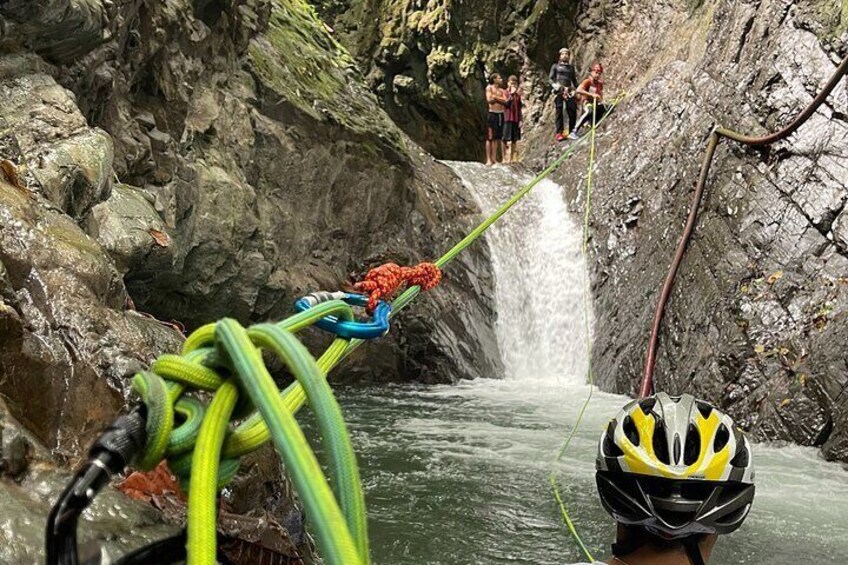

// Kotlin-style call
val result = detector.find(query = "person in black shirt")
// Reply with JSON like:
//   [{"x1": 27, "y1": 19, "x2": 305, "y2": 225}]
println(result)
[{"x1": 549, "y1": 47, "x2": 579, "y2": 141}]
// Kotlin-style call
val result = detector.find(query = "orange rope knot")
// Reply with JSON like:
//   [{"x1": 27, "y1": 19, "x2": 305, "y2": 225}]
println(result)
[{"x1": 353, "y1": 262, "x2": 442, "y2": 313}]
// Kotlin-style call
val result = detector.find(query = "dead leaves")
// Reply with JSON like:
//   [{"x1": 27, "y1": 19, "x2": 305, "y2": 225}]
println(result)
[
  {"x1": 766, "y1": 270, "x2": 783, "y2": 285},
  {"x1": 117, "y1": 461, "x2": 182, "y2": 503},
  {"x1": 149, "y1": 228, "x2": 171, "y2": 247}
]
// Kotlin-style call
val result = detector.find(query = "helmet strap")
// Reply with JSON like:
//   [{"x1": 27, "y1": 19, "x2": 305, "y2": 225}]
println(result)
[
  {"x1": 612, "y1": 530, "x2": 707, "y2": 565},
  {"x1": 683, "y1": 537, "x2": 706, "y2": 565},
  {"x1": 611, "y1": 540, "x2": 641, "y2": 558}
]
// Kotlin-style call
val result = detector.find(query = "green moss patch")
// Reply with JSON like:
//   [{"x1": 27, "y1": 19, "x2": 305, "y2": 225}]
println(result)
[{"x1": 249, "y1": 0, "x2": 401, "y2": 144}]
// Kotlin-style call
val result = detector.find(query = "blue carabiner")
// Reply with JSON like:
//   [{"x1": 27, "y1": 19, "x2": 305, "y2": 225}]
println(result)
[{"x1": 294, "y1": 292, "x2": 392, "y2": 340}]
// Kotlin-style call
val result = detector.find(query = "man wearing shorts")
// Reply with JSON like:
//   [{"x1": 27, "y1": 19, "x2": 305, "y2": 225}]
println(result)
[{"x1": 485, "y1": 73, "x2": 508, "y2": 165}]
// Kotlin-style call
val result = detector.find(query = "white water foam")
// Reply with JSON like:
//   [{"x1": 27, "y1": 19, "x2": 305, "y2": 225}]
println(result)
[{"x1": 443, "y1": 162, "x2": 591, "y2": 384}]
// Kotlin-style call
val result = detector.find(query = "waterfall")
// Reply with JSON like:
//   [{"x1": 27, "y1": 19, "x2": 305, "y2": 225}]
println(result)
[{"x1": 443, "y1": 162, "x2": 591, "y2": 384}]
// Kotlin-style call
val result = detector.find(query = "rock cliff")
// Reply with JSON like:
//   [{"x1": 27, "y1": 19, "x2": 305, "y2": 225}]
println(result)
[
  {"x1": 527, "y1": 0, "x2": 848, "y2": 462},
  {"x1": 0, "y1": 0, "x2": 502, "y2": 558},
  {"x1": 313, "y1": 0, "x2": 579, "y2": 160},
  {"x1": 0, "y1": 0, "x2": 502, "y2": 458}
]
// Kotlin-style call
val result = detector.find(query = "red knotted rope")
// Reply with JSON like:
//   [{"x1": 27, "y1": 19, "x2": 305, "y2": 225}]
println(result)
[{"x1": 353, "y1": 262, "x2": 442, "y2": 313}]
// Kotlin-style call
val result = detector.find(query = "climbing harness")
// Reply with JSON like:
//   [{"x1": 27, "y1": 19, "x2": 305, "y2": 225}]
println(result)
[
  {"x1": 45, "y1": 97, "x2": 623, "y2": 565},
  {"x1": 639, "y1": 53, "x2": 848, "y2": 398}
]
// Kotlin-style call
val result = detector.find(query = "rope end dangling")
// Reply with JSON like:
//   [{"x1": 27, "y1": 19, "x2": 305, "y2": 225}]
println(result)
[{"x1": 353, "y1": 262, "x2": 442, "y2": 313}]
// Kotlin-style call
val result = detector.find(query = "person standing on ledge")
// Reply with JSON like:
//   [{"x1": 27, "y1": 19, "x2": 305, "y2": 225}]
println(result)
[
  {"x1": 485, "y1": 73, "x2": 508, "y2": 165},
  {"x1": 549, "y1": 47, "x2": 579, "y2": 142},
  {"x1": 503, "y1": 75, "x2": 523, "y2": 163}
]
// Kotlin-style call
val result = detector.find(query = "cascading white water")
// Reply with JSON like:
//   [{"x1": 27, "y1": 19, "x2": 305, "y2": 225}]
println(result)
[
  {"x1": 333, "y1": 163, "x2": 848, "y2": 565},
  {"x1": 443, "y1": 161, "x2": 590, "y2": 383}
]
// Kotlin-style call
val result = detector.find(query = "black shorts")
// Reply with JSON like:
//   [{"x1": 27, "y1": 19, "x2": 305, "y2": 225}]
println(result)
[
  {"x1": 503, "y1": 121, "x2": 521, "y2": 142},
  {"x1": 486, "y1": 111, "x2": 504, "y2": 141}
]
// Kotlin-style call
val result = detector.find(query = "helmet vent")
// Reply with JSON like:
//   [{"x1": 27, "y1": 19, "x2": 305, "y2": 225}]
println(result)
[
  {"x1": 684, "y1": 424, "x2": 701, "y2": 465},
  {"x1": 730, "y1": 445, "x2": 749, "y2": 468},
  {"x1": 713, "y1": 424, "x2": 730, "y2": 452},
  {"x1": 696, "y1": 401, "x2": 713, "y2": 419},
  {"x1": 623, "y1": 416, "x2": 640, "y2": 447},
  {"x1": 659, "y1": 507, "x2": 697, "y2": 528},
  {"x1": 639, "y1": 398, "x2": 657, "y2": 414},
  {"x1": 652, "y1": 420, "x2": 671, "y2": 464},
  {"x1": 673, "y1": 434, "x2": 682, "y2": 464},
  {"x1": 604, "y1": 435, "x2": 625, "y2": 457}
]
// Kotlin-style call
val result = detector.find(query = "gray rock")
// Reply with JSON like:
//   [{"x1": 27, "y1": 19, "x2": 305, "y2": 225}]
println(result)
[
  {"x1": 0, "y1": 176, "x2": 183, "y2": 455},
  {"x1": 0, "y1": 53, "x2": 113, "y2": 218},
  {"x1": 0, "y1": 0, "x2": 105, "y2": 64},
  {"x1": 134, "y1": 112, "x2": 157, "y2": 130},
  {"x1": 0, "y1": 409, "x2": 32, "y2": 478},
  {"x1": 0, "y1": 400, "x2": 178, "y2": 563},
  {"x1": 83, "y1": 183, "x2": 174, "y2": 274},
  {"x1": 524, "y1": 0, "x2": 848, "y2": 462}
]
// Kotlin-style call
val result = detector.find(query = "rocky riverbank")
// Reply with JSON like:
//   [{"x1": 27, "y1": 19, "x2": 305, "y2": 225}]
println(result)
[{"x1": 0, "y1": 0, "x2": 502, "y2": 559}]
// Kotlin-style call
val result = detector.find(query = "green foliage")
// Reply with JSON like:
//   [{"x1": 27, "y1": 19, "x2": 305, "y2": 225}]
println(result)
[
  {"x1": 249, "y1": 0, "x2": 402, "y2": 145},
  {"x1": 249, "y1": 0, "x2": 352, "y2": 116},
  {"x1": 811, "y1": 0, "x2": 848, "y2": 38}
]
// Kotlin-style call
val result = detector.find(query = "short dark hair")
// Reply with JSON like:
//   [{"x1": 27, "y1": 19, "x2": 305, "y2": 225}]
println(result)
[{"x1": 488, "y1": 73, "x2": 501, "y2": 84}]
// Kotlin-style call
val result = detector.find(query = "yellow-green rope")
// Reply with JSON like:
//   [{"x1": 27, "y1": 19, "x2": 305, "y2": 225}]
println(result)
[
  {"x1": 126, "y1": 97, "x2": 624, "y2": 565},
  {"x1": 549, "y1": 95, "x2": 627, "y2": 563}
]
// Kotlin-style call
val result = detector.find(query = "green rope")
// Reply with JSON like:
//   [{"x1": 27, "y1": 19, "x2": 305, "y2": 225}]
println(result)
[
  {"x1": 549, "y1": 96, "x2": 626, "y2": 563},
  {"x1": 124, "y1": 95, "x2": 625, "y2": 565}
]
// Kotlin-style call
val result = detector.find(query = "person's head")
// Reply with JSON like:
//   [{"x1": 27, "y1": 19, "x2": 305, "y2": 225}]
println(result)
[
  {"x1": 489, "y1": 73, "x2": 503, "y2": 86},
  {"x1": 559, "y1": 47, "x2": 571, "y2": 63},
  {"x1": 507, "y1": 75, "x2": 519, "y2": 88},
  {"x1": 590, "y1": 61, "x2": 604, "y2": 79},
  {"x1": 595, "y1": 393, "x2": 755, "y2": 563}
]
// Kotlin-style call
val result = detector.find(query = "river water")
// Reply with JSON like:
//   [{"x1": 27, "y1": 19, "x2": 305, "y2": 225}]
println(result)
[{"x1": 335, "y1": 162, "x2": 848, "y2": 564}]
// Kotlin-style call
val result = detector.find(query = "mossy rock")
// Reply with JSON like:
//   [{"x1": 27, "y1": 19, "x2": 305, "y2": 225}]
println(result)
[
  {"x1": 806, "y1": 0, "x2": 848, "y2": 39},
  {"x1": 249, "y1": 0, "x2": 403, "y2": 147}
]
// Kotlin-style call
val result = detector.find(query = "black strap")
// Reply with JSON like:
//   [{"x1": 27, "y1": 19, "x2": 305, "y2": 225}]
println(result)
[
  {"x1": 684, "y1": 537, "x2": 706, "y2": 565},
  {"x1": 113, "y1": 531, "x2": 187, "y2": 565},
  {"x1": 611, "y1": 539, "x2": 641, "y2": 558},
  {"x1": 614, "y1": 535, "x2": 706, "y2": 565}
]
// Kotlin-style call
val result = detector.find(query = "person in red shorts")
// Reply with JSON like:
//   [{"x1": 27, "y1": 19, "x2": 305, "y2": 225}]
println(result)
[{"x1": 503, "y1": 75, "x2": 523, "y2": 163}]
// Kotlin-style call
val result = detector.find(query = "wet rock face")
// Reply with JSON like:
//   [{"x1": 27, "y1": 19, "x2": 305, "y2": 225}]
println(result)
[
  {"x1": 0, "y1": 0, "x2": 502, "y2": 465},
  {"x1": 0, "y1": 0, "x2": 105, "y2": 64},
  {"x1": 524, "y1": 0, "x2": 848, "y2": 461},
  {"x1": 0, "y1": 400, "x2": 179, "y2": 563},
  {"x1": 55, "y1": 0, "x2": 501, "y2": 385},
  {"x1": 313, "y1": 0, "x2": 580, "y2": 160},
  {"x1": 0, "y1": 175, "x2": 183, "y2": 456},
  {"x1": 83, "y1": 184, "x2": 174, "y2": 275},
  {"x1": 0, "y1": 53, "x2": 113, "y2": 220}
]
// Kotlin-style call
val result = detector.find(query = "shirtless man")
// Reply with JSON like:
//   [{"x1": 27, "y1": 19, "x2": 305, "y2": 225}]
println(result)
[{"x1": 485, "y1": 73, "x2": 508, "y2": 165}]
